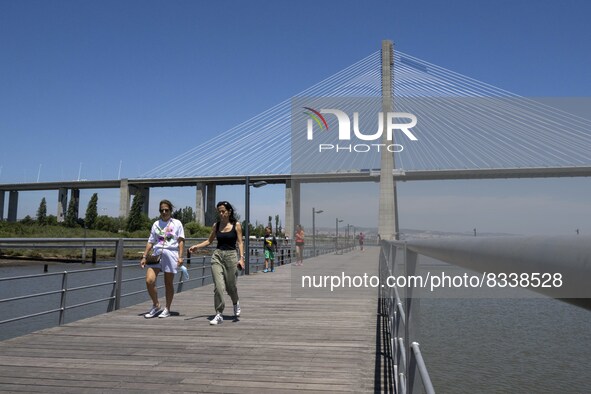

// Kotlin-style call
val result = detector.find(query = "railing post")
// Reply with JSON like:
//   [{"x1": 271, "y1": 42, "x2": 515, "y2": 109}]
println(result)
[
  {"x1": 404, "y1": 245, "x2": 419, "y2": 394},
  {"x1": 202, "y1": 256, "x2": 206, "y2": 287},
  {"x1": 59, "y1": 271, "x2": 68, "y2": 325},
  {"x1": 114, "y1": 239, "x2": 124, "y2": 311},
  {"x1": 411, "y1": 342, "x2": 436, "y2": 394}
]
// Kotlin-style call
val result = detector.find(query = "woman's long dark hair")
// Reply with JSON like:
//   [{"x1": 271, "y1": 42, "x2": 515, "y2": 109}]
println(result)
[{"x1": 216, "y1": 201, "x2": 237, "y2": 224}]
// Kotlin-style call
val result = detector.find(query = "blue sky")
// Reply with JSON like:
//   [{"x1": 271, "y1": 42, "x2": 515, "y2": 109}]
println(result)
[{"x1": 1, "y1": 0, "x2": 590, "y2": 234}]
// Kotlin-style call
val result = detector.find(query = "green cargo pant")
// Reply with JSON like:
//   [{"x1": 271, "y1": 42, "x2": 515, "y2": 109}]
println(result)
[{"x1": 211, "y1": 249, "x2": 239, "y2": 313}]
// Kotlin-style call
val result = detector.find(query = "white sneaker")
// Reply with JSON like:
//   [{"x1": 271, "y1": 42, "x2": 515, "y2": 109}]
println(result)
[
  {"x1": 210, "y1": 313, "x2": 223, "y2": 325},
  {"x1": 233, "y1": 302, "x2": 241, "y2": 317},
  {"x1": 158, "y1": 308, "x2": 170, "y2": 318},
  {"x1": 144, "y1": 306, "x2": 161, "y2": 318}
]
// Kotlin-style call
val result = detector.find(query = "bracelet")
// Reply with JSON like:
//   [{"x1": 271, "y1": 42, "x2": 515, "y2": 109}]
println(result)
[{"x1": 142, "y1": 255, "x2": 147, "y2": 259}]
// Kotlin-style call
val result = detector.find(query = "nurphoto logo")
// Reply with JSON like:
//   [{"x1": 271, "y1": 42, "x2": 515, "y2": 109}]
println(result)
[{"x1": 303, "y1": 107, "x2": 418, "y2": 153}]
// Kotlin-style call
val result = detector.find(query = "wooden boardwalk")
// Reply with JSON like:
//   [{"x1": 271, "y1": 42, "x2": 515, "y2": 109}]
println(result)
[{"x1": 0, "y1": 247, "x2": 383, "y2": 393}]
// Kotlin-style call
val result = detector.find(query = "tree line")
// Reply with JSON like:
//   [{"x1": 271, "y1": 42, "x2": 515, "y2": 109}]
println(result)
[{"x1": 24, "y1": 192, "x2": 284, "y2": 239}]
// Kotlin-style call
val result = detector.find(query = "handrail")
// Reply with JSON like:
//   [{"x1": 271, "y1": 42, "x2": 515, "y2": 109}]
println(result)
[
  {"x1": 411, "y1": 342, "x2": 435, "y2": 394},
  {"x1": 0, "y1": 238, "x2": 214, "y2": 336},
  {"x1": 403, "y1": 235, "x2": 591, "y2": 310},
  {"x1": 380, "y1": 234, "x2": 591, "y2": 393},
  {"x1": 0, "y1": 237, "x2": 338, "y2": 339},
  {"x1": 380, "y1": 240, "x2": 435, "y2": 394}
]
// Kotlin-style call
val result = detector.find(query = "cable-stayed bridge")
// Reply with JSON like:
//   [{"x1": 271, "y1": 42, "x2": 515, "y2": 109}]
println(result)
[
  {"x1": 1, "y1": 45, "x2": 591, "y2": 226},
  {"x1": 142, "y1": 49, "x2": 591, "y2": 178},
  {"x1": 1, "y1": 43, "x2": 590, "y2": 393}
]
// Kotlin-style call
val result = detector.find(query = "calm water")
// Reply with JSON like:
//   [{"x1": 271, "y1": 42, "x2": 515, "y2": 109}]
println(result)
[
  {"x1": 1, "y1": 259, "x2": 590, "y2": 393},
  {"x1": 418, "y1": 297, "x2": 590, "y2": 393}
]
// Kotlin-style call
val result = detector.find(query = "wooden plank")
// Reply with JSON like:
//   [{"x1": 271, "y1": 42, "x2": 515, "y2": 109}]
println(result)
[{"x1": 0, "y1": 248, "x2": 380, "y2": 392}]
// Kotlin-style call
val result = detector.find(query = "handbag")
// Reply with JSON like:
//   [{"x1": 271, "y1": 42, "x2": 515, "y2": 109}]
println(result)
[
  {"x1": 145, "y1": 254, "x2": 161, "y2": 265},
  {"x1": 145, "y1": 220, "x2": 171, "y2": 265}
]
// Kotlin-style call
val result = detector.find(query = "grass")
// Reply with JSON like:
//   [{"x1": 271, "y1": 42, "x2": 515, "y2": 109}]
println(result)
[
  {"x1": 0, "y1": 221, "x2": 212, "y2": 261},
  {"x1": 0, "y1": 222, "x2": 149, "y2": 260}
]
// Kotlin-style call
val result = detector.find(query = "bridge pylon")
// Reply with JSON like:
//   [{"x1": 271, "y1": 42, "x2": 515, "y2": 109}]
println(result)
[{"x1": 378, "y1": 40, "x2": 399, "y2": 240}]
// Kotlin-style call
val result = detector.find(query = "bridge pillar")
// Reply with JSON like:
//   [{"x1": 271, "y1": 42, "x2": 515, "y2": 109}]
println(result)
[
  {"x1": 0, "y1": 191, "x2": 4, "y2": 221},
  {"x1": 195, "y1": 183, "x2": 205, "y2": 225},
  {"x1": 57, "y1": 188, "x2": 68, "y2": 223},
  {"x1": 205, "y1": 183, "x2": 217, "y2": 226},
  {"x1": 284, "y1": 180, "x2": 300, "y2": 238},
  {"x1": 71, "y1": 189, "x2": 80, "y2": 219},
  {"x1": 378, "y1": 40, "x2": 399, "y2": 240},
  {"x1": 119, "y1": 179, "x2": 130, "y2": 218},
  {"x1": 7, "y1": 191, "x2": 18, "y2": 222},
  {"x1": 131, "y1": 186, "x2": 150, "y2": 216}
]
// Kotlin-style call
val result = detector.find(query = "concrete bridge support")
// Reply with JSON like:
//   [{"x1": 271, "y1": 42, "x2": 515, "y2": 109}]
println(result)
[
  {"x1": 378, "y1": 40, "x2": 399, "y2": 240},
  {"x1": 284, "y1": 179, "x2": 300, "y2": 238},
  {"x1": 205, "y1": 183, "x2": 217, "y2": 226},
  {"x1": 119, "y1": 179, "x2": 130, "y2": 218},
  {"x1": 0, "y1": 191, "x2": 4, "y2": 221},
  {"x1": 71, "y1": 189, "x2": 80, "y2": 220},
  {"x1": 132, "y1": 186, "x2": 150, "y2": 216},
  {"x1": 57, "y1": 188, "x2": 68, "y2": 222},
  {"x1": 195, "y1": 183, "x2": 205, "y2": 225},
  {"x1": 119, "y1": 180, "x2": 150, "y2": 218},
  {"x1": 8, "y1": 191, "x2": 18, "y2": 222}
]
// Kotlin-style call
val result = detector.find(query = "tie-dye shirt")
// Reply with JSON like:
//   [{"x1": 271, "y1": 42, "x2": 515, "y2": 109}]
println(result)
[{"x1": 148, "y1": 218, "x2": 185, "y2": 251}]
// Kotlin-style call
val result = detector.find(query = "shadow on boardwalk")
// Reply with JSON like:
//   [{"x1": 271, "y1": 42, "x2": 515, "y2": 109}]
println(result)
[{"x1": 0, "y1": 247, "x2": 386, "y2": 393}]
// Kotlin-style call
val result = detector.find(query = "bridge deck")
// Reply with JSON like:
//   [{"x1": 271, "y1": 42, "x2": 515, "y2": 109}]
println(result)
[{"x1": 0, "y1": 248, "x2": 381, "y2": 393}]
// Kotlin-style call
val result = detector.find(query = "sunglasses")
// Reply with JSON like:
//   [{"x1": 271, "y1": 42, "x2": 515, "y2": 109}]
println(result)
[{"x1": 159, "y1": 209, "x2": 170, "y2": 213}]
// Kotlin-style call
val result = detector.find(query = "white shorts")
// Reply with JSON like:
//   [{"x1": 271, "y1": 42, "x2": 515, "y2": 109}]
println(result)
[{"x1": 152, "y1": 248, "x2": 179, "y2": 274}]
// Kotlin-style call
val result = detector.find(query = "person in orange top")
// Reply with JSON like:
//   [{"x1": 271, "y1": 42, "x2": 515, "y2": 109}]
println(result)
[{"x1": 294, "y1": 224, "x2": 304, "y2": 266}]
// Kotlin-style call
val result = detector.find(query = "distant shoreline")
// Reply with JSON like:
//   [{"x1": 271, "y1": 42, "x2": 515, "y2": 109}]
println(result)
[{"x1": 0, "y1": 255, "x2": 101, "y2": 267}]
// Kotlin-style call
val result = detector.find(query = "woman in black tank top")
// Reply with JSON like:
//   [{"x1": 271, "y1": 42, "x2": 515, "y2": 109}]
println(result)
[
  {"x1": 215, "y1": 221, "x2": 238, "y2": 250},
  {"x1": 189, "y1": 201, "x2": 244, "y2": 325}
]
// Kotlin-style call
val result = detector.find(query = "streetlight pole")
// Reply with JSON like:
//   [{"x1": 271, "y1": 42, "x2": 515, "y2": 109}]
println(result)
[
  {"x1": 312, "y1": 208, "x2": 323, "y2": 257},
  {"x1": 244, "y1": 176, "x2": 267, "y2": 275},
  {"x1": 245, "y1": 176, "x2": 251, "y2": 274},
  {"x1": 346, "y1": 224, "x2": 350, "y2": 250},
  {"x1": 335, "y1": 218, "x2": 343, "y2": 254}
]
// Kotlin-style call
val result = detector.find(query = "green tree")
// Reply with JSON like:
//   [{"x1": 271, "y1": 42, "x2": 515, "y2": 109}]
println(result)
[
  {"x1": 85, "y1": 193, "x2": 99, "y2": 229},
  {"x1": 20, "y1": 215, "x2": 35, "y2": 225},
  {"x1": 126, "y1": 192, "x2": 145, "y2": 232},
  {"x1": 184, "y1": 222, "x2": 212, "y2": 237},
  {"x1": 173, "y1": 206, "x2": 195, "y2": 225},
  {"x1": 64, "y1": 198, "x2": 79, "y2": 228},
  {"x1": 36, "y1": 197, "x2": 47, "y2": 225},
  {"x1": 46, "y1": 215, "x2": 58, "y2": 226},
  {"x1": 96, "y1": 215, "x2": 125, "y2": 233}
]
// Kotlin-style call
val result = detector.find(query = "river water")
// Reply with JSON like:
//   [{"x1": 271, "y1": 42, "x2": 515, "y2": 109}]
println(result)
[
  {"x1": 419, "y1": 297, "x2": 590, "y2": 393},
  {"x1": 1, "y1": 259, "x2": 589, "y2": 393}
]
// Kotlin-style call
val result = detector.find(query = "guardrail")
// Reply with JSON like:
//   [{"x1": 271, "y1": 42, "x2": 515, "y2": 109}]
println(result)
[
  {"x1": 0, "y1": 239, "x2": 215, "y2": 329},
  {"x1": 402, "y1": 235, "x2": 591, "y2": 310},
  {"x1": 380, "y1": 235, "x2": 591, "y2": 393},
  {"x1": 380, "y1": 240, "x2": 435, "y2": 394},
  {"x1": 0, "y1": 237, "x2": 340, "y2": 339}
]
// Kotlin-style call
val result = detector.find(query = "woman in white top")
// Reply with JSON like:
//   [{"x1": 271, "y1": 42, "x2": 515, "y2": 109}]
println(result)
[{"x1": 140, "y1": 199, "x2": 185, "y2": 318}]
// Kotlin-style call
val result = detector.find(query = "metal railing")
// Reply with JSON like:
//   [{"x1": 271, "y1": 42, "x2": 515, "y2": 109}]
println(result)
[
  {"x1": 0, "y1": 238, "x2": 216, "y2": 334},
  {"x1": 400, "y1": 235, "x2": 591, "y2": 310},
  {"x1": 0, "y1": 236, "x2": 342, "y2": 338},
  {"x1": 380, "y1": 234, "x2": 591, "y2": 393},
  {"x1": 380, "y1": 240, "x2": 435, "y2": 394}
]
